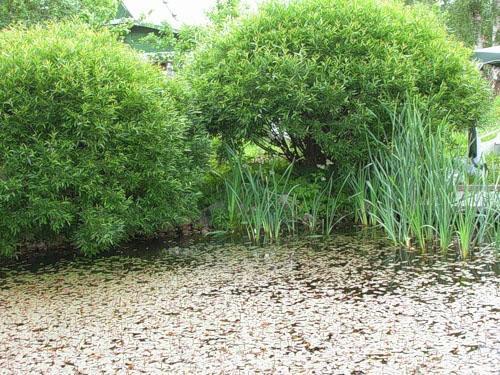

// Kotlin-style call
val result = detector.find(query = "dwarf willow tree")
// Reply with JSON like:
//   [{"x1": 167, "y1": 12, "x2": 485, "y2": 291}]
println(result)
[
  {"x1": 186, "y1": 0, "x2": 490, "y2": 169},
  {"x1": 0, "y1": 23, "x2": 209, "y2": 256}
]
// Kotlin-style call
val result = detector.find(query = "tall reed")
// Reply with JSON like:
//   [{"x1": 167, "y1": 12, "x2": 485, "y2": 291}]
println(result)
[
  {"x1": 221, "y1": 151, "x2": 350, "y2": 242},
  {"x1": 354, "y1": 101, "x2": 498, "y2": 257},
  {"x1": 323, "y1": 176, "x2": 348, "y2": 235},
  {"x1": 302, "y1": 185, "x2": 324, "y2": 233},
  {"x1": 223, "y1": 152, "x2": 299, "y2": 243},
  {"x1": 350, "y1": 166, "x2": 370, "y2": 226}
]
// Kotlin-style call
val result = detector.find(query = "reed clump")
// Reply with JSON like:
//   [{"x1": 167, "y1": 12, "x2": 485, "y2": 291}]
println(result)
[
  {"x1": 220, "y1": 151, "x2": 347, "y2": 243},
  {"x1": 350, "y1": 102, "x2": 498, "y2": 257}
]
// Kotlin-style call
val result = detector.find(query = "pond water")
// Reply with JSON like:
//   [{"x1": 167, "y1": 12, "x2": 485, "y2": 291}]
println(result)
[{"x1": 0, "y1": 233, "x2": 498, "y2": 373}]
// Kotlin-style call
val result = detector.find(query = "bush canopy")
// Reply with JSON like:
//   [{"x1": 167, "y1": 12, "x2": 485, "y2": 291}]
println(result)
[
  {"x1": 186, "y1": 0, "x2": 491, "y2": 168},
  {"x1": 0, "y1": 22, "x2": 209, "y2": 256}
]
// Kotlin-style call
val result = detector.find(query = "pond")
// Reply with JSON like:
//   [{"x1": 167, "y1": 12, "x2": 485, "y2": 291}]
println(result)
[{"x1": 0, "y1": 232, "x2": 498, "y2": 373}]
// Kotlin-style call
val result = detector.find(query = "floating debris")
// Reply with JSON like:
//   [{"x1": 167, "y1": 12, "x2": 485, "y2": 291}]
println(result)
[{"x1": 0, "y1": 234, "x2": 498, "y2": 373}]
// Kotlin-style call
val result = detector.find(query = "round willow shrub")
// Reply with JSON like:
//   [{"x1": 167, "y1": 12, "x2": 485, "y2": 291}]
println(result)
[
  {"x1": 0, "y1": 23, "x2": 209, "y2": 256},
  {"x1": 187, "y1": 0, "x2": 490, "y2": 168}
]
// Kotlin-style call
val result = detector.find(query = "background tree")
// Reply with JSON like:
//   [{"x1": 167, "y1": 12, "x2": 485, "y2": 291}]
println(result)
[
  {"x1": 207, "y1": 0, "x2": 241, "y2": 27},
  {"x1": 406, "y1": 0, "x2": 499, "y2": 47},
  {"x1": 446, "y1": 0, "x2": 498, "y2": 47},
  {"x1": 0, "y1": 0, "x2": 118, "y2": 28}
]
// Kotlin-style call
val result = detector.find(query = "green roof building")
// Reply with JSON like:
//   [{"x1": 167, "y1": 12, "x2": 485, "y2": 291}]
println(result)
[
  {"x1": 110, "y1": 0, "x2": 179, "y2": 54},
  {"x1": 474, "y1": 46, "x2": 500, "y2": 67}
]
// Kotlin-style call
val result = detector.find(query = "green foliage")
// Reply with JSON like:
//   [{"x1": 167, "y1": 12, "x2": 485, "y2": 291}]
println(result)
[
  {"x1": 186, "y1": 0, "x2": 490, "y2": 170},
  {"x1": 448, "y1": 96, "x2": 499, "y2": 167},
  {"x1": 482, "y1": 95, "x2": 500, "y2": 132},
  {"x1": 174, "y1": 25, "x2": 207, "y2": 55},
  {"x1": 0, "y1": 0, "x2": 118, "y2": 28},
  {"x1": 349, "y1": 166, "x2": 374, "y2": 227},
  {"x1": 485, "y1": 152, "x2": 500, "y2": 184},
  {"x1": 0, "y1": 22, "x2": 209, "y2": 256}
]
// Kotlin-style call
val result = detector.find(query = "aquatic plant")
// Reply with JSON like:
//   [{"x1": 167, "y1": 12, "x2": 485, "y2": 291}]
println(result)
[
  {"x1": 299, "y1": 174, "x2": 348, "y2": 235},
  {"x1": 301, "y1": 186, "x2": 323, "y2": 233},
  {"x1": 349, "y1": 167, "x2": 370, "y2": 226},
  {"x1": 223, "y1": 152, "x2": 299, "y2": 243},
  {"x1": 454, "y1": 186, "x2": 479, "y2": 257},
  {"x1": 220, "y1": 150, "x2": 351, "y2": 242},
  {"x1": 354, "y1": 101, "x2": 499, "y2": 256},
  {"x1": 322, "y1": 176, "x2": 348, "y2": 236}
]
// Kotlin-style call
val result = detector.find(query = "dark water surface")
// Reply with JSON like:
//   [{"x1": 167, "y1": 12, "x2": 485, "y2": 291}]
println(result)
[{"x1": 0, "y1": 232, "x2": 498, "y2": 373}]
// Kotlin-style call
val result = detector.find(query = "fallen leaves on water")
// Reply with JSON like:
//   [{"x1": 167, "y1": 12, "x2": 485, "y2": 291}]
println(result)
[{"x1": 0, "y1": 235, "x2": 498, "y2": 374}]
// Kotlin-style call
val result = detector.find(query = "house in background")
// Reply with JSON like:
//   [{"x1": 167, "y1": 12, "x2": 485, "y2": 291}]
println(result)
[
  {"x1": 109, "y1": 0, "x2": 180, "y2": 72},
  {"x1": 469, "y1": 46, "x2": 500, "y2": 170}
]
